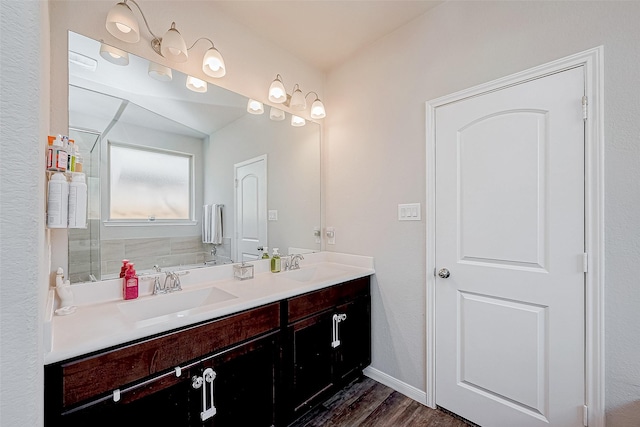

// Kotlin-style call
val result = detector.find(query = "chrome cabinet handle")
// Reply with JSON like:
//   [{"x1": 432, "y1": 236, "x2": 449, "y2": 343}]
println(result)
[{"x1": 438, "y1": 268, "x2": 450, "y2": 279}]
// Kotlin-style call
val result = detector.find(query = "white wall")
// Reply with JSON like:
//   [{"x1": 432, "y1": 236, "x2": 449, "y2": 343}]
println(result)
[
  {"x1": 0, "y1": 1, "x2": 49, "y2": 426},
  {"x1": 325, "y1": 1, "x2": 640, "y2": 425},
  {"x1": 205, "y1": 112, "x2": 321, "y2": 256}
]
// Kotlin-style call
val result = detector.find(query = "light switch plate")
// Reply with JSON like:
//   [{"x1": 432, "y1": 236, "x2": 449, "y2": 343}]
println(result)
[
  {"x1": 268, "y1": 210, "x2": 278, "y2": 221},
  {"x1": 398, "y1": 203, "x2": 421, "y2": 221}
]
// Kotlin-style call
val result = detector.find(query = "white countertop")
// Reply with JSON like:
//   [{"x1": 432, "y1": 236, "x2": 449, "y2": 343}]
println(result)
[{"x1": 44, "y1": 252, "x2": 374, "y2": 364}]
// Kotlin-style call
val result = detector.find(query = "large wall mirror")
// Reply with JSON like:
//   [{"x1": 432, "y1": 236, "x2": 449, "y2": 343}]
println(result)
[{"x1": 67, "y1": 32, "x2": 321, "y2": 284}]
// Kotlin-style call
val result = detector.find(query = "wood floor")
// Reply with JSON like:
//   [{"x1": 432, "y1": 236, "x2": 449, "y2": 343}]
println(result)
[{"x1": 289, "y1": 377, "x2": 475, "y2": 427}]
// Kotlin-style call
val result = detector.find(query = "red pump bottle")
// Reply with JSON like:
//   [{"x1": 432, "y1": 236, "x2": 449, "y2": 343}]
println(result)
[{"x1": 123, "y1": 263, "x2": 139, "y2": 300}]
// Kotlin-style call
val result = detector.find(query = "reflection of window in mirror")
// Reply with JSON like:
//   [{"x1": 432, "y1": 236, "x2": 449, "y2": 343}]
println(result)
[{"x1": 108, "y1": 143, "x2": 192, "y2": 221}]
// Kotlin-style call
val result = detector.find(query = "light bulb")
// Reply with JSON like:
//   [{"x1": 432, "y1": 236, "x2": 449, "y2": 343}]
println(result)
[
  {"x1": 290, "y1": 86, "x2": 306, "y2": 110},
  {"x1": 202, "y1": 47, "x2": 226, "y2": 78},
  {"x1": 270, "y1": 107, "x2": 285, "y2": 121},
  {"x1": 186, "y1": 76, "x2": 207, "y2": 93},
  {"x1": 247, "y1": 99, "x2": 264, "y2": 115},
  {"x1": 291, "y1": 115, "x2": 306, "y2": 127},
  {"x1": 269, "y1": 75, "x2": 287, "y2": 103},
  {"x1": 115, "y1": 22, "x2": 132, "y2": 34},
  {"x1": 310, "y1": 99, "x2": 326, "y2": 119}
]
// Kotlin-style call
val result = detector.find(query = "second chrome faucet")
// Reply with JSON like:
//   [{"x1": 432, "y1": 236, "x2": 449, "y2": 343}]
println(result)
[{"x1": 284, "y1": 254, "x2": 304, "y2": 271}]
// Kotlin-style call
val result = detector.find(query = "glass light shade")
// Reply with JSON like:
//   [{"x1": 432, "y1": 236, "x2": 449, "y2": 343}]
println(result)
[
  {"x1": 99, "y1": 43, "x2": 129, "y2": 66},
  {"x1": 105, "y1": 2, "x2": 140, "y2": 43},
  {"x1": 289, "y1": 87, "x2": 306, "y2": 111},
  {"x1": 269, "y1": 107, "x2": 285, "y2": 121},
  {"x1": 69, "y1": 51, "x2": 97, "y2": 72},
  {"x1": 291, "y1": 115, "x2": 306, "y2": 127},
  {"x1": 186, "y1": 76, "x2": 207, "y2": 93},
  {"x1": 148, "y1": 62, "x2": 173, "y2": 81},
  {"x1": 160, "y1": 24, "x2": 188, "y2": 62},
  {"x1": 310, "y1": 99, "x2": 326, "y2": 119},
  {"x1": 247, "y1": 99, "x2": 264, "y2": 115},
  {"x1": 268, "y1": 76, "x2": 287, "y2": 104},
  {"x1": 202, "y1": 47, "x2": 226, "y2": 78}
]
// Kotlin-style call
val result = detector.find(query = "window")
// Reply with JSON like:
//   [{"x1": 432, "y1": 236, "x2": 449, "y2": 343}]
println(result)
[{"x1": 109, "y1": 143, "x2": 192, "y2": 221}]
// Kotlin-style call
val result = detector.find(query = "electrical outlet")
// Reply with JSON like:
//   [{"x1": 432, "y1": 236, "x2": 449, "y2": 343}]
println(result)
[
  {"x1": 268, "y1": 210, "x2": 278, "y2": 221},
  {"x1": 326, "y1": 227, "x2": 336, "y2": 245}
]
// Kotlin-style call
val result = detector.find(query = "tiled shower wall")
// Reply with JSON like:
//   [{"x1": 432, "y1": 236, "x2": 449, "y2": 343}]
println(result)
[{"x1": 100, "y1": 236, "x2": 232, "y2": 277}]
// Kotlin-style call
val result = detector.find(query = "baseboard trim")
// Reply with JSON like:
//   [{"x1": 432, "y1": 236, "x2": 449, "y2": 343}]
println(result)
[{"x1": 363, "y1": 366, "x2": 428, "y2": 405}]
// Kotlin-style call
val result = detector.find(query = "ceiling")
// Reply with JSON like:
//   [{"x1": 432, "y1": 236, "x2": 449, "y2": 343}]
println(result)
[{"x1": 214, "y1": 0, "x2": 443, "y2": 72}]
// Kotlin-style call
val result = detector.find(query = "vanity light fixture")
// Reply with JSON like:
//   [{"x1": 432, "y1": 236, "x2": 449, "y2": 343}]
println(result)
[
  {"x1": 148, "y1": 62, "x2": 173, "y2": 82},
  {"x1": 269, "y1": 107, "x2": 285, "y2": 121},
  {"x1": 267, "y1": 74, "x2": 326, "y2": 120},
  {"x1": 268, "y1": 74, "x2": 287, "y2": 103},
  {"x1": 289, "y1": 85, "x2": 306, "y2": 110},
  {"x1": 105, "y1": 0, "x2": 226, "y2": 77},
  {"x1": 99, "y1": 43, "x2": 129, "y2": 66},
  {"x1": 247, "y1": 99, "x2": 264, "y2": 115},
  {"x1": 186, "y1": 75, "x2": 207, "y2": 93},
  {"x1": 308, "y1": 92, "x2": 327, "y2": 119}
]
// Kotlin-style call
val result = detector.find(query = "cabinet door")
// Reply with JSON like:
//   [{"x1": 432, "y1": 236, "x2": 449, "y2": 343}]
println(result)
[
  {"x1": 191, "y1": 334, "x2": 278, "y2": 427},
  {"x1": 334, "y1": 297, "x2": 371, "y2": 382},
  {"x1": 288, "y1": 310, "x2": 335, "y2": 416},
  {"x1": 58, "y1": 374, "x2": 194, "y2": 427}
]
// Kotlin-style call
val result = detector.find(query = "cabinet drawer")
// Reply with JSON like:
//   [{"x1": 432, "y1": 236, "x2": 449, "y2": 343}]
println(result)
[
  {"x1": 287, "y1": 277, "x2": 370, "y2": 323},
  {"x1": 60, "y1": 302, "x2": 280, "y2": 408}
]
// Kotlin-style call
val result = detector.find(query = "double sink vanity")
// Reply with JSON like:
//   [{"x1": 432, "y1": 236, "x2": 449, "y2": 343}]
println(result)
[{"x1": 44, "y1": 252, "x2": 374, "y2": 426}]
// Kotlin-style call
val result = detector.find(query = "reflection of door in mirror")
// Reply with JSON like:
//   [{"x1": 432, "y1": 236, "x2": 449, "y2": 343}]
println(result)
[
  {"x1": 235, "y1": 155, "x2": 267, "y2": 262},
  {"x1": 68, "y1": 128, "x2": 101, "y2": 283}
]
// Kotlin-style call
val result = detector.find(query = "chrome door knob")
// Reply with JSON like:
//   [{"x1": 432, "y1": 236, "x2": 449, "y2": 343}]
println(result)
[{"x1": 438, "y1": 268, "x2": 450, "y2": 279}]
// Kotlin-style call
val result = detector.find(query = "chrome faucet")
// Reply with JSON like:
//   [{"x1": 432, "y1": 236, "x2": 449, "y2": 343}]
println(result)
[
  {"x1": 162, "y1": 271, "x2": 180, "y2": 292},
  {"x1": 286, "y1": 254, "x2": 304, "y2": 271}
]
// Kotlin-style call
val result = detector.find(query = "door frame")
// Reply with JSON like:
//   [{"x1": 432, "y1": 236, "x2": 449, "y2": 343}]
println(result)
[
  {"x1": 233, "y1": 154, "x2": 268, "y2": 262},
  {"x1": 425, "y1": 47, "x2": 604, "y2": 427}
]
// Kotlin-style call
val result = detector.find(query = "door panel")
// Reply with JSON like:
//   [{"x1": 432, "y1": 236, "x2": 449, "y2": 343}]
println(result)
[
  {"x1": 435, "y1": 67, "x2": 585, "y2": 427},
  {"x1": 458, "y1": 111, "x2": 547, "y2": 270},
  {"x1": 234, "y1": 156, "x2": 267, "y2": 262},
  {"x1": 458, "y1": 291, "x2": 548, "y2": 418}
]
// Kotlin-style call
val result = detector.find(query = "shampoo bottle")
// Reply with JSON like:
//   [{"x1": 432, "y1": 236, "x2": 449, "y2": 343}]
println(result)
[
  {"x1": 47, "y1": 172, "x2": 69, "y2": 228},
  {"x1": 271, "y1": 248, "x2": 281, "y2": 273},
  {"x1": 68, "y1": 173, "x2": 87, "y2": 228},
  {"x1": 123, "y1": 263, "x2": 138, "y2": 300}
]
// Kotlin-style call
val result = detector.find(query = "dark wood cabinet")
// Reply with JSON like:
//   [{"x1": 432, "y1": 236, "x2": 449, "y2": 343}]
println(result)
[
  {"x1": 45, "y1": 276, "x2": 371, "y2": 427},
  {"x1": 194, "y1": 333, "x2": 278, "y2": 427},
  {"x1": 45, "y1": 303, "x2": 280, "y2": 427},
  {"x1": 285, "y1": 277, "x2": 371, "y2": 423}
]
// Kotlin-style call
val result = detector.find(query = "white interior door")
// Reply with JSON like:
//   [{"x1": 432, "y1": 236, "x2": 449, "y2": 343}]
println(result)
[
  {"x1": 234, "y1": 155, "x2": 267, "y2": 262},
  {"x1": 434, "y1": 67, "x2": 585, "y2": 427}
]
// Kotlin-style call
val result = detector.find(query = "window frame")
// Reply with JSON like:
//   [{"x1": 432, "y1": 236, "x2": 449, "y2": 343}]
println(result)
[{"x1": 105, "y1": 140, "x2": 196, "y2": 227}]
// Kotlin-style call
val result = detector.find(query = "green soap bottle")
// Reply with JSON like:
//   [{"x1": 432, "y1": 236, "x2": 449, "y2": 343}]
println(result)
[
  {"x1": 262, "y1": 247, "x2": 270, "y2": 259},
  {"x1": 271, "y1": 248, "x2": 281, "y2": 273}
]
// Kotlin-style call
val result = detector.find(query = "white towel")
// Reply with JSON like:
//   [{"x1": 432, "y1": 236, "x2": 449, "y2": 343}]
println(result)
[{"x1": 202, "y1": 204, "x2": 223, "y2": 244}]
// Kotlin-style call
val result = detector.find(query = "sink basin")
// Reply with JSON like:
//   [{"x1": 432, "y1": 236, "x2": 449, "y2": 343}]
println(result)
[
  {"x1": 281, "y1": 266, "x2": 346, "y2": 283},
  {"x1": 118, "y1": 286, "x2": 237, "y2": 326}
]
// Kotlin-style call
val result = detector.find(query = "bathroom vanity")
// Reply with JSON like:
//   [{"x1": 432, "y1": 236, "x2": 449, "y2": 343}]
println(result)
[{"x1": 44, "y1": 253, "x2": 373, "y2": 426}]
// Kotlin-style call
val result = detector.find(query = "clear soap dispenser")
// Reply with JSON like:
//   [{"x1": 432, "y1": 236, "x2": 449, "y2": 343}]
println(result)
[{"x1": 271, "y1": 248, "x2": 281, "y2": 273}]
